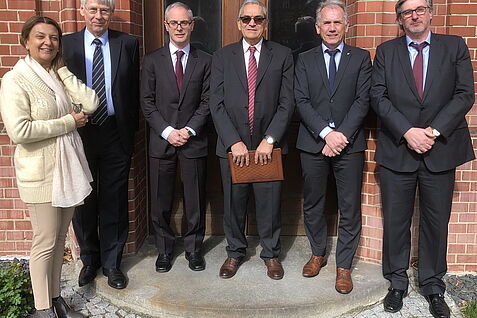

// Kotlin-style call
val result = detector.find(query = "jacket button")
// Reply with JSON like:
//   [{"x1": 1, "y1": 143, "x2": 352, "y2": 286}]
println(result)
[{"x1": 330, "y1": 99, "x2": 334, "y2": 103}]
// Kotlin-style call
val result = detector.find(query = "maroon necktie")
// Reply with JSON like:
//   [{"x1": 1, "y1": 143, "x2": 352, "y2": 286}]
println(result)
[
  {"x1": 247, "y1": 46, "x2": 257, "y2": 134},
  {"x1": 409, "y1": 42, "x2": 428, "y2": 99},
  {"x1": 175, "y1": 50, "x2": 184, "y2": 90}
]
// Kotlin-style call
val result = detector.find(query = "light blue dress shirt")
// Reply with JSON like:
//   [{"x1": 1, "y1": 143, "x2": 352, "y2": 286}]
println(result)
[
  {"x1": 84, "y1": 29, "x2": 115, "y2": 116},
  {"x1": 406, "y1": 31, "x2": 431, "y2": 93},
  {"x1": 319, "y1": 41, "x2": 345, "y2": 139}
]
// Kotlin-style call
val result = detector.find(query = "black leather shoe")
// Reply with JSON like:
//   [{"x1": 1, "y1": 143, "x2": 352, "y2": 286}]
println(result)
[
  {"x1": 155, "y1": 254, "x2": 172, "y2": 272},
  {"x1": 426, "y1": 294, "x2": 450, "y2": 318},
  {"x1": 185, "y1": 252, "x2": 206, "y2": 271},
  {"x1": 102, "y1": 268, "x2": 127, "y2": 289},
  {"x1": 383, "y1": 288, "x2": 407, "y2": 313},
  {"x1": 52, "y1": 296, "x2": 85, "y2": 318},
  {"x1": 78, "y1": 265, "x2": 98, "y2": 287}
]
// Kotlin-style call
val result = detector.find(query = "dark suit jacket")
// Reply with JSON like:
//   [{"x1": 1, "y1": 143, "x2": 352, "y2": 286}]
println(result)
[
  {"x1": 294, "y1": 44, "x2": 372, "y2": 154},
  {"x1": 140, "y1": 45, "x2": 211, "y2": 159},
  {"x1": 209, "y1": 39, "x2": 295, "y2": 157},
  {"x1": 371, "y1": 33, "x2": 475, "y2": 173},
  {"x1": 63, "y1": 29, "x2": 140, "y2": 155}
]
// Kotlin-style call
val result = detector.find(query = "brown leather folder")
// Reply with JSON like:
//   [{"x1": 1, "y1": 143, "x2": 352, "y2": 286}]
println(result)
[{"x1": 227, "y1": 148, "x2": 284, "y2": 184}]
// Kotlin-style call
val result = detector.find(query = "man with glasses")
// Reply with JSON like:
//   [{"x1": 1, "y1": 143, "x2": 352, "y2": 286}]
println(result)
[
  {"x1": 371, "y1": 0, "x2": 474, "y2": 316},
  {"x1": 210, "y1": 0, "x2": 294, "y2": 280},
  {"x1": 294, "y1": 0, "x2": 371, "y2": 294},
  {"x1": 63, "y1": 0, "x2": 140, "y2": 289},
  {"x1": 140, "y1": 2, "x2": 211, "y2": 273}
]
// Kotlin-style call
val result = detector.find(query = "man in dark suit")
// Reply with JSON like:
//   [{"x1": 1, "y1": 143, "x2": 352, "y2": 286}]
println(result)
[
  {"x1": 294, "y1": 0, "x2": 371, "y2": 294},
  {"x1": 140, "y1": 2, "x2": 211, "y2": 273},
  {"x1": 371, "y1": 0, "x2": 474, "y2": 315},
  {"x1": 209, "y1": 0, "x2": 294, "y2": 280},
  {"x1": 63, "y1": 0, "x2": 139, "y2": 289}
]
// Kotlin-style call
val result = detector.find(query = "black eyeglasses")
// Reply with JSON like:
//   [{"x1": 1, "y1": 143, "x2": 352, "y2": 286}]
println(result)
[
  {"x1": 166, "y1": 20, "x2": 193, "y2": 28},
  {"x1": 400, "y1": 6, "x2": 429, "y2": 18},
  {"x1": 239, "y1": 16, "x2": 266, "y2": 25}
]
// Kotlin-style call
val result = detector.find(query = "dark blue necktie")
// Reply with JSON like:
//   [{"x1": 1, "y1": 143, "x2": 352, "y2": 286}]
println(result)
[
  {"x1": 326, "y1": 49, "x2": 339, "y2": 88},
  {"x1": 91, "y1": 38, "x2": 108, "y2": 125}
]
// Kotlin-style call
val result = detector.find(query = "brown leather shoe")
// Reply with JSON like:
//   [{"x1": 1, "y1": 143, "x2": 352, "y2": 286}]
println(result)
[
  {"x1": 264, "y1": 258, "x2": 284, "y2": 280},
  {"x1": 335, "y1": 267, "x2": 353, "y2": 294},
  {"x1": 219, "y1": 257, "x2": 241, "y2": 279},
  {"x1": 302, "y1": 255, "x2": 327, "y2": 277}
]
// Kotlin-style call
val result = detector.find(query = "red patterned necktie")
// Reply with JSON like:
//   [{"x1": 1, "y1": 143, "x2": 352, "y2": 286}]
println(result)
[
  {"x1": 175, "y1": 50, "x2": 184, "y2": 90},
  {"x1": 409, "y1": 42, "x2": 428, "y2": 99},
  {"x1": 247, "y1": 46, "x2": 257, "y2": 134}
]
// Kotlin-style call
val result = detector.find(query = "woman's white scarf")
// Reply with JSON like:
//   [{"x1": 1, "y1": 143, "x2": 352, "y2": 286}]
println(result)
[{"x1": 25, "y1": 55, "x2": 92, "y2": 207}]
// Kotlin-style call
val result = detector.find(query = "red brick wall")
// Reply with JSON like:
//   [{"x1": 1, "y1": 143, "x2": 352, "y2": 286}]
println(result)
[
  {"x1": 0, "y1": 0, "x2": 147, "y2": 258},
  {"x1": 347, "y1": 0, "x2": 477, "y2": 272}
]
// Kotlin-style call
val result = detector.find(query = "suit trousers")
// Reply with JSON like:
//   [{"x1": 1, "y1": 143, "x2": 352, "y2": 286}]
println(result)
[
  {"x1": 150, "y1": 153, "x2": 207, "y2": 255},
  {"x1": 73, "y1": 117, "x2": 131, "y2": 270},
  {"x1": 219, "y1": 157, "x2": 282, "y2": 260},
  {"x1": 300, "y1": 150, "x2": 364, "y2": 269},
  {"x1": 28, "y1": 203, "x2": 74, "y2": 310},
  {"x1": 380, "y1": 162, "x2": 455, "y2": 295}
]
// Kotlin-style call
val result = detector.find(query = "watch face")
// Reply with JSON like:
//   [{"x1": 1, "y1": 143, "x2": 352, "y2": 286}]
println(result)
[{"x1": 266, "y1": 136, "x2": 274, "y2": 144}]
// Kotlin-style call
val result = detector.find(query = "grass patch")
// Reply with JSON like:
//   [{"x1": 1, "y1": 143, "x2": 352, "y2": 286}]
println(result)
[
  {"x1": 462, "y1": 300, "x2": 477, "y2": 318},
  {"x1": 0, "y1": 261, "x2": 34, "y2": 318}
]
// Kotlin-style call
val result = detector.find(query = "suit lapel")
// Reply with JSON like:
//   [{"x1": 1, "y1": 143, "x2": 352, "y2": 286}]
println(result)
[
  {"x1": 161, "y1": 47, "x2": 181, "y2": 100},
  {"x1": 422, "y1": 33, "x2": 441, "y2": 102},
  {"x1": 314, "y1": 48, "x2": 331, "y2": 96},
  {"x1": 331, "y1": 45, "x2": 351, "y2": 96},
  {"x1": 232, "y1": 41, "x2": 247, "y2": 91},
  {"x1": 69, "y1": 30, "x2": 87, "y2": 82},
  {"x1": 179, "y1": 46, "x2": 198, "y2": 105},
  {"x1": 397, "y1": 36, "x2": 421, "y2": 101},
  {"x1": 256, "y1": 40, "x2": 272, "y2": 88},
  {"x1": 108, "y1": 30, "x2": 122, "y2": 87}
]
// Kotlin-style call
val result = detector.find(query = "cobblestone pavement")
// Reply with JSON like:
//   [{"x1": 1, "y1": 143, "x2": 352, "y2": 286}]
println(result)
[
  {"x1": 60, "y1": 263, "x2": 146, "y2": 318},
  {"x1": 58, "y1": 262, "x2": 467, "y2": 318},
  {"x1": 339, "y1": 279, "x2": 463, "y2": 318}
]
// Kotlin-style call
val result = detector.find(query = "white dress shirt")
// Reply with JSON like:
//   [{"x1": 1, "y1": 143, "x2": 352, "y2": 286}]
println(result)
[{"x1": 242, "y1": 38, "x2": 263, "y2": 74}]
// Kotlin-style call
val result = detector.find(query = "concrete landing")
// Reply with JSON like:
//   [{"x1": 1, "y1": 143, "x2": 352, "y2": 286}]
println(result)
[{"x1": 93, "y1": 236, "x2": 388, "y2": 318}]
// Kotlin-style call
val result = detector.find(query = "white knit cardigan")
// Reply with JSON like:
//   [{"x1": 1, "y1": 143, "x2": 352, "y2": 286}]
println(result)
[{"x1": 0, "y1": 59, "x2": 98, "y2": 203}]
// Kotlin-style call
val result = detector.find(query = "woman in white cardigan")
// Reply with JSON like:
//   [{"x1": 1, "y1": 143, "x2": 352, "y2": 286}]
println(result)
[{"x1": 0, "y1": 16, "x2": 98, "y2": 318}]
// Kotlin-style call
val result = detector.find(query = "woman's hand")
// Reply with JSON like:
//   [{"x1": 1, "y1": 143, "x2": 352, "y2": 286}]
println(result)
[{"x1": 71, "y1": 111, "x2": 88, "y2": 128}]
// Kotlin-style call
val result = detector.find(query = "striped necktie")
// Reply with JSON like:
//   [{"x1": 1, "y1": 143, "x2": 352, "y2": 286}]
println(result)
[
  {"x1": 247, "y1": 46, "x2": 257, "y2": 134},
  {"x1": 91, "y1": 38, "x2": 108, "y2": 125}
]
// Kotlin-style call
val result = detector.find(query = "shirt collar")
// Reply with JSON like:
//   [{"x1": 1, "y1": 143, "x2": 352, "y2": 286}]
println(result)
[
  {"x1": 85, "y1": 28, "x2": 109, "y2": 46},
  {"x1": 321, "y1": 41, "x2": 344, "y2": 54},
  {"x1": 242, "y1": 38, "x2": 263, "y2": 54},
  {"x1": 406, "y1": 31, "x2": 432, "y2": 46},
  {"x1": 169, "y1": 42, "x2": 190, "y2": 56}
]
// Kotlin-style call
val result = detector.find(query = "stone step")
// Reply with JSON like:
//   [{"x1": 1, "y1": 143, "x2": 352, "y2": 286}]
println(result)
[{"x1": 93, "y1": 236, "x2": 388, "y2": 318}]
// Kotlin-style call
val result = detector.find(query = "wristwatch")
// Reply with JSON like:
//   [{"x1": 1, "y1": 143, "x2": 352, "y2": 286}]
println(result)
[
  {"x1": 186, "y1": 128, "x2": 194, "y2": 137},
  {"x1": 432, "y1": 128, "x2": 441, "y2": 137},
  {"x1": 265, "y1": 135, "x2": 275, "y2": 145}
]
